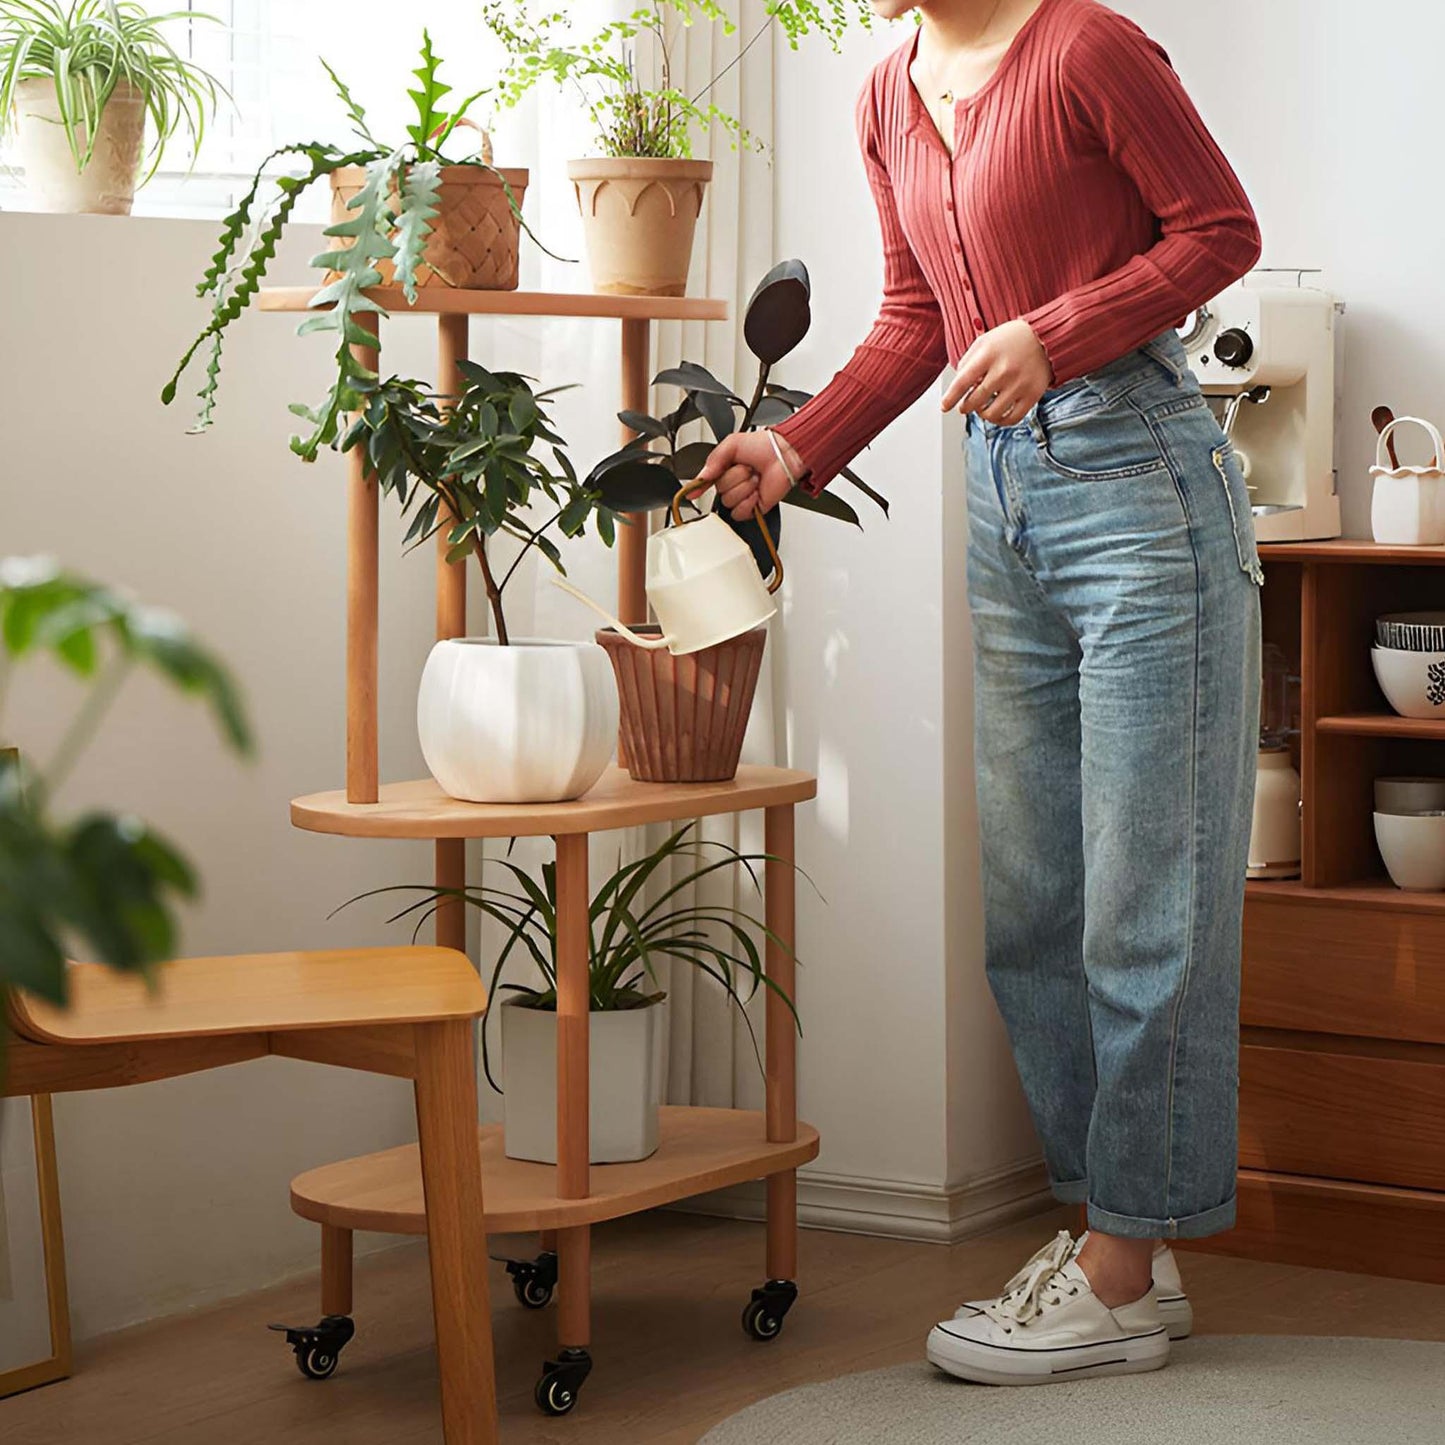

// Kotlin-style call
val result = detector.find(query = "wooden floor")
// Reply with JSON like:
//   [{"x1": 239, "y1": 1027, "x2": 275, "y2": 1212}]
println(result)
[{"x1": 6, "y1": 1205, "x2": 1445, "y2": 1444}]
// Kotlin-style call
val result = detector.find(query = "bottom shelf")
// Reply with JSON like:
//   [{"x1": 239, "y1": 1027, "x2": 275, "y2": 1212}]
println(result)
[{"x1": 290, "y1": 1106, "x2": 819, "y2": 1235}]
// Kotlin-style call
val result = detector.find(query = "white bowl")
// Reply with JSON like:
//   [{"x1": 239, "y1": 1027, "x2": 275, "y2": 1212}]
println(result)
[
  {"x1": 1374, "y1": 811, "x2": 1445, "y2": 891},
  {"x1": 1371, "y1": 646, "x2": 1445, "y2": 720}
]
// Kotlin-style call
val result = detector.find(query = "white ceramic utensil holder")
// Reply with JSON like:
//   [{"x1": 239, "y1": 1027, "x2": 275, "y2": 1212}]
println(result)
[{"x1": 1371, "y1": 416, "x2": 1445, "y2": 546}]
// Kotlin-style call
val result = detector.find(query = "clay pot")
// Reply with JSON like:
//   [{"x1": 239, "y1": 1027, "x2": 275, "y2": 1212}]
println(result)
[
  {"x1": 566, "y1": 157, "x2": 713, "y2": 296},
  {"x1": 328, "y1": 163, "x2": 528, "y2": 291},
  {"x1": 597, "y1": 626, "x2": 766, "y2": 783},
  {"x1": 13, "y1": 78, "x2": 146, "y2": 215}
]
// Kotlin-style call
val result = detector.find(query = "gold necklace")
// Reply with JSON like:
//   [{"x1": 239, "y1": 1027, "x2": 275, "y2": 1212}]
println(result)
[{"x1": 935, "y1": 0, "x2": 1008, "y2": 104}]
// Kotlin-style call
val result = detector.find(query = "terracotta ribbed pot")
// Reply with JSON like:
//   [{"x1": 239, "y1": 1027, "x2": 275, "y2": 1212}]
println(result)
[{"x1": 597, "y1": 626, "x2": 766, "y2": 783}]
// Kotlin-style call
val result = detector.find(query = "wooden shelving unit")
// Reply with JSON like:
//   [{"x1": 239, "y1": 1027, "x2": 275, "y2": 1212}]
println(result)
[
  {"x1": 1185, "y1": 539, "x2": 1445, "y2": 1283},
  {"x1": 262, "y1": 286, "x2": 822, "y2": 1417}
]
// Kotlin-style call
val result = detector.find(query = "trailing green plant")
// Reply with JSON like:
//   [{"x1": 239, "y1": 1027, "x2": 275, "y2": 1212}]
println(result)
[
  {"x1": 347, "y1": 822, "x2": 808, "y2": 1093},
  {"x1": 0, "y1": 557, "x2": 252, "y2": 1031},
  {"x1": 340, "y1": 365, "x2": 620, "y2": 645},
  {"x1": 162, "y1": 31, "x2": 556, "y2": 461},
  {"x1": 0, "y1": 0, "x2": 224, "y2": 182},
  {"x1": 587, "y1": 258, "x2": 890, "y2": 576},
  {"x1": 483, "y1": 1, "x2": 874, "y2": 159}
]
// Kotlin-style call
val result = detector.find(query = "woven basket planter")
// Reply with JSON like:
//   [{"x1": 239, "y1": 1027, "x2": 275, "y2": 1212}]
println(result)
[
  {"x1": 598, "y1": 626, "x2": 766, "y2": 784},
  {"x1": 328, "y1": 164, "x2": 529, "y2": 291}
]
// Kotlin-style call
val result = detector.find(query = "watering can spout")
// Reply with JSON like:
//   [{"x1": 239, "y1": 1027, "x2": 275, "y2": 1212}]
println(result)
[{"x1": 549, "y1": 575, "x2": 670, "y2": 649}]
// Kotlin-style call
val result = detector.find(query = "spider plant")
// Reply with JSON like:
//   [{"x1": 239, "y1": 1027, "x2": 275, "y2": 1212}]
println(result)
[
  {"x1": 351, "y1": 822, "x2": 808, "y2": 1093},
  {"x1": 0, "y1": 1, "x2": 224, "y2": 182}
]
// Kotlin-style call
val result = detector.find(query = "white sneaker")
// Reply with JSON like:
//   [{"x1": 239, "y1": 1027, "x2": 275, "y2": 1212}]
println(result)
[
  {"x1": 928, "y1": 1231, "x2": 1170, "y2": 1386},
  {"x1": 954, "y1": 1234, "x2": 1193, "y2": 1340}
]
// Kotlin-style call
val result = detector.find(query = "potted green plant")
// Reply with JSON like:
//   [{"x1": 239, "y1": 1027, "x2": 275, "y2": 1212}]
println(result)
[
  {"x1": 162, "y1": 31, "x2": 550, "y2": 461},
  {"x1": 344, "y1": 364, "x2": 623, "y2": 804},
  {"x1": 359, "y1": 822, "x2": 803, "y2": 1163},
  {"x1": 558, "y1": 260, "x2": 889, "y2": 783},
  {"x1": 0, "y1": 0, "x2": 224, "y2": 215},
  {"x1": 0, "y1": 557, "x2": 252, "y2": 1054},
  {"x1": 482, "y1": 2, "x2": 873, "y2": 295}
]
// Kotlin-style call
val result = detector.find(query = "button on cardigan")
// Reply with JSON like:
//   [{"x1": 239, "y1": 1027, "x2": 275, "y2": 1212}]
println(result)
[{"x1": 775, "y1": 0, "x2": 1262, "y2": 494}]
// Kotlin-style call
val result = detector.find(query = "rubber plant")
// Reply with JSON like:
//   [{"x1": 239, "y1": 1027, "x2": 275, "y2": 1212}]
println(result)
[
  {"x1": 162, "y1": 31, "x2": 552, "y2": 461},
  {"x1": 586, "y1": 259, "x2": 890, "y2": 575},
  {"x1": 483, "y1": 1, "x2": 874, "y2": 158},
  {"x1": 346, "y1": 821, "x2": 806, "y2": 1094},
  {"x1": 0, "y1": 0, "x2": 224, "y2": 183},
  {"x1": 0, "y1": 557, "x2": 252, "y2": 1049},
  {"x1": 340, "y1": 364, "x2": 620, "y2": 645}
]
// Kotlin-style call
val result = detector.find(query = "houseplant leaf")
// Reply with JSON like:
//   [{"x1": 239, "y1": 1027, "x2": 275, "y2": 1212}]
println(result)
[{"x1": 743, "y1": 259, "x2": 812, "y2": 364}]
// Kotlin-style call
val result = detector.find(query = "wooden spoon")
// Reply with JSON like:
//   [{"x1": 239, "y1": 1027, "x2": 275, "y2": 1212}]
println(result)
[
  {"x1": 1372, "y1": 405, "x2": 1402, "y2": 468},
  {"x1": 1372, "y1": 405, "x2": 1440, "y2": 468}
]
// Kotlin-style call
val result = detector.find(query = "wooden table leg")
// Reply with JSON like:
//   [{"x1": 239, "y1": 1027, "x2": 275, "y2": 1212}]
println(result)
[
  {"x1": 414, "y1": 1018, "x2": 497, "y2": 1445},
  {"x1": 546, "y1": 833, "x2": 594, "y2": 1406},
  {"x1": 320, "y1": 1225, "x2": 354, "y2": 1318},
  {"x1": 764, "y1": 804, "x2": 799, "y2": 1285}
]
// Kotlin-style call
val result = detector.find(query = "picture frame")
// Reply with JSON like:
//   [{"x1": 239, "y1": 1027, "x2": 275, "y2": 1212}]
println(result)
[{"x1": 0, "y1": 1093, "x2": 72, "y2": 1398}]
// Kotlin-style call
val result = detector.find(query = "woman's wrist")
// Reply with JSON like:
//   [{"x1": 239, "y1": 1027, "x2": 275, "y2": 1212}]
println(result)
[{"x1": 766, "y1": 428, "x2": 810, "y2": 486}]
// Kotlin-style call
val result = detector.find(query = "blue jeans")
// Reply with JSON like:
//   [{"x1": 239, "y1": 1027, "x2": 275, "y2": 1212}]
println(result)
[{"x1": 965, "y1": 330, "x2": 1262, "y2": 1240}]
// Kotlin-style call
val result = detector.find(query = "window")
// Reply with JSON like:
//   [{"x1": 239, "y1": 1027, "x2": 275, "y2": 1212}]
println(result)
[{"x1": 2, "y1": 1, "x2": 507, "y2": 218}]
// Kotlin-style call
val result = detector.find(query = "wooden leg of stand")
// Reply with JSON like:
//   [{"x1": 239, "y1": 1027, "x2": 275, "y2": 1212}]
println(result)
[
  {"x1": 556, "y1": 1226, "x2": 592, "y2": 1350},
  {"x1": 765, "y1": 804, "x2": 798, "y2": 1282},
  {"x1": 618, "y1": 317, "x2": 650, "y2": 627},
  {"x1": 435, "y1": 838, "x2": 467, "y2": 954},
  {"x1": 321, "y1": 1226, "x2": 353, "y2": 1317},
  {"x1": 346, "y1": 314, "x2": 381, "y2": 805},
  {"x1": 414, "y1": 1019, "x2": 497, "y2": 1445}
]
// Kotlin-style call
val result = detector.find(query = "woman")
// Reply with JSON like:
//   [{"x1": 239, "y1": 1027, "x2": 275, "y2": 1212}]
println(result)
[{"x1": 698, "y1": 0, "x2": 1262, "y2": 1386}]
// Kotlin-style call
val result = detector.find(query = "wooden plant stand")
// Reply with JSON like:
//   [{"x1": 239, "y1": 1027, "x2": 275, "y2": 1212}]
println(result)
[
  {"x1": 261, "y1": 287, "x2": 820, "y2": 1420},
  {"x1": 1181, "y1": 539, "x2": 1445, "y2": 1283}
]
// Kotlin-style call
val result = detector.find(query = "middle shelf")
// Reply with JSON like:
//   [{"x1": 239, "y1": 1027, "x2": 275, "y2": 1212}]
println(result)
[{"x1": 1317, "y1": 713, "x2": 1445, "y2": 740}]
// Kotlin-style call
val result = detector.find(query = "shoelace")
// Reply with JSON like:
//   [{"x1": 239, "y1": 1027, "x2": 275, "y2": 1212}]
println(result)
[{"x1": 981, "y1": 1230, "x2": 1081, "y2": 1329}]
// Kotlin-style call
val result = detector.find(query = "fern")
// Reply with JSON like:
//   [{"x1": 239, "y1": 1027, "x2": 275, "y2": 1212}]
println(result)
[{"x1": 393, "y1": 158, "x2": 442, "y2": 303}]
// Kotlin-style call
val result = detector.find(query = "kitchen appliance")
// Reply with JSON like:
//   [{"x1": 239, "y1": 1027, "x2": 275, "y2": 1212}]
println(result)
[
  {"x1": 552, "y1": 480, "x2": 782, "y2": 655},
  {"x1": 1248, "y1": 642, "x2": 1302, "y2": 879},
  {"x1": 1181, "y1": 273, "x2": 1342, "y2": 544}
]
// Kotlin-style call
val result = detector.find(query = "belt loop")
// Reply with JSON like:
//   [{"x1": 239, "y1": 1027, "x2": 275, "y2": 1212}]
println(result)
[{"x1": 1144, "y1": 333, "x2": 1185, "y2": 384}]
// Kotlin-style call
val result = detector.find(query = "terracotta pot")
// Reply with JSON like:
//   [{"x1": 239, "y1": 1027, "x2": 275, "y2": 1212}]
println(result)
[
  {"x1": 13, "y1": 78, "x2": 146, "y2": 215},
  {"x1": 566, "y1": 157, "x2": 713, "y2": 296},
  {"x1": 328, "y1": 164, "x2": 528, "y2": 291},
  {"x1": 597, "y1": 625, "x2": 766, "y2": 783}
]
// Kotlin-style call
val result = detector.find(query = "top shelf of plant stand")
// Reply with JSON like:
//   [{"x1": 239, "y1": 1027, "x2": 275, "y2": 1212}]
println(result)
[
  {"x1": 257, "y1": 286, "x2": 728, "y2": 322},
  {"x1": 292, "y1": 766, "x2": 818, "y2": 842}
]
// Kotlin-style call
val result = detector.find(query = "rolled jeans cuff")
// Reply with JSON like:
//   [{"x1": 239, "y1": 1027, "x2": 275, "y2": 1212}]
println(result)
[{"x1": 1086, "y1": 1195, "x2": 1237, "y2": 1241}]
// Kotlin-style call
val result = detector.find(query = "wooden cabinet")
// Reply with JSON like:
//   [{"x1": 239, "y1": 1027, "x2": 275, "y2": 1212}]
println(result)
[{"x1": 1185, "y1": 541, "x2": 1445, "y2": 1283}]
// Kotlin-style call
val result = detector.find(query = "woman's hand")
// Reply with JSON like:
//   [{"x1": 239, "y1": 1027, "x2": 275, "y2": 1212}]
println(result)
[
  {"x1": 941, "y1": 319, "x2": 1053, "y2": 424},
  {"x1": 694, "y1": 430, "x2": 806, "y2": 521}
]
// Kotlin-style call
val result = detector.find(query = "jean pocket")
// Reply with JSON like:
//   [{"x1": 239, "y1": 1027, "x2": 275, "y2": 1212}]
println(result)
[
  {"x1": 1212, "y1": 441, "x2": 1265, "y2": 586},
  {"x1": 1035, "y1": 395, "x2": 1169, "y2": 482}
]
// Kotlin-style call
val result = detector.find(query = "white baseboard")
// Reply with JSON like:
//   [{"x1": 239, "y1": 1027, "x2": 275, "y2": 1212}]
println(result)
[{"x1": 669, "y1": 1158, "x2": 1056, "y2": 1244}]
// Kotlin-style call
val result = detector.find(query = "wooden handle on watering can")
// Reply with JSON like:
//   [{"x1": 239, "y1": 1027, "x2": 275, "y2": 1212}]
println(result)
[{"x1": 671, "y1": 477, "x2": 784, "y2": 595}]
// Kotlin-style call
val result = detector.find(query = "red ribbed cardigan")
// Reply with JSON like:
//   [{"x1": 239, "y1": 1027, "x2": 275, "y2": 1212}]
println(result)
[{"x1": 775, "y1": 0, "x2": 1261, "y2": 495}]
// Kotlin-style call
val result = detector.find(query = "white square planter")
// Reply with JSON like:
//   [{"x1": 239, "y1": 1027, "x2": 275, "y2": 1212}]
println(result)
[{"x1": 500, "y1": 998, "x2": 665, "y2": 1163}]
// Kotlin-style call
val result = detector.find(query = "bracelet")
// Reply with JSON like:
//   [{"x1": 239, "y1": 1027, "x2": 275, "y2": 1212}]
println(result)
[{"x1": 764, "y1": 427, "x2": 799, "y2": 488}]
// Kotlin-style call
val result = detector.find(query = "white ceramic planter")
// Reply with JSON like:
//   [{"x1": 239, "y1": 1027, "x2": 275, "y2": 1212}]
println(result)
[
  {"x1": 417, "y1": 638, "x2": 618, "y2": 804},
  {"x1": 12, "y1": 78, "x2": 146, "y2": 215},
  {"x1": 501, "y1": 998, "x2": 665, "y2": 1164}
]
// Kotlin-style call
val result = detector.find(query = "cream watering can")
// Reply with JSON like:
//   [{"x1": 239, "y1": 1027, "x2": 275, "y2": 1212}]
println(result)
[{"x1": 552, "y1": 480, "x2": 783, "y2": 655}]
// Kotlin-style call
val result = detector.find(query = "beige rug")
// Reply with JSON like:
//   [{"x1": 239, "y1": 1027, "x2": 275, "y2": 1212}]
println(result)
[{"x1": 700, "y1": 1337, "x2": 1445, "y2": 1444}]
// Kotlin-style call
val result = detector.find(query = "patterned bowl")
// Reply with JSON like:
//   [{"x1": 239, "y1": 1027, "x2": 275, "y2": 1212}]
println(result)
[
  {"x1": 1372, "y1": 647, "x2": 1445, "y2": 719},
  {"x1": 1376, "y1": 612, "x2": 1445, "y2": 652}
]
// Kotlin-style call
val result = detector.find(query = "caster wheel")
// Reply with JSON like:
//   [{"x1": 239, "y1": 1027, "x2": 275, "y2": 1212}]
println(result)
[
  {"x1": 268, "y1": 1313, "x2": 355, "y2": 1382},
  {"x1": 533, "y1": 1347, "x2": 591, "y2": 1417},
  {"x1": 506, "y1": 1250, "x2": 558, "y2": 1310},
  {"x1": 535, "y1": 1372, "x2": 578, "y2": 1416},
  {"x1": 741, "y1": 1299, "x2": 782, "y2": 1340},
  {"x1": 296, "y1": 1344, "x2": 339, "y2": 1380},
  {"x1": 742, "y1": 1279, "x2": 798, "y2": 1343}
]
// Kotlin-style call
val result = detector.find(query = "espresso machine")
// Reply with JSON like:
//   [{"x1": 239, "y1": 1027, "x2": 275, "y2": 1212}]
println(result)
[{"x1": 1181, "y1": 273, "x2": 1342, "y2": 543}]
